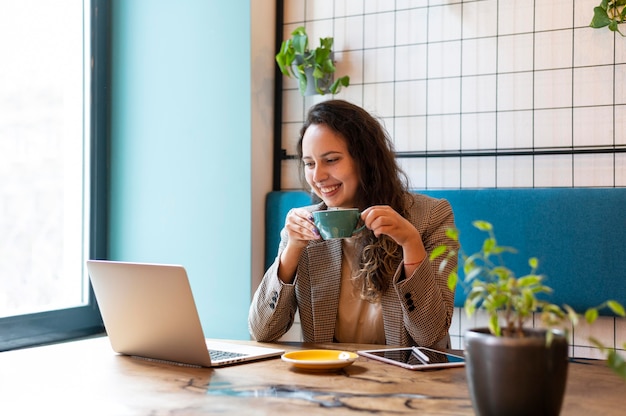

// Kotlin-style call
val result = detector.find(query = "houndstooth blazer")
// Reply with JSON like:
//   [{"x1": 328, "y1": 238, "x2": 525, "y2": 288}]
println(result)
[{"x1": 248, "y1": 192, "x2": 459, "y2": 349}]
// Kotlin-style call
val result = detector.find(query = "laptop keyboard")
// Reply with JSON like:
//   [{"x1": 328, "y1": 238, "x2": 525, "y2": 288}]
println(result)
[{"x1": 209, "y1": 349, "x2": 247, "y2": 361}]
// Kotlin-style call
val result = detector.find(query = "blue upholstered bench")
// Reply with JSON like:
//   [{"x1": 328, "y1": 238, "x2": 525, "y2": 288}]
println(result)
[{"x1": 265, "y1": 189, "x2": 626, "y2": 314}]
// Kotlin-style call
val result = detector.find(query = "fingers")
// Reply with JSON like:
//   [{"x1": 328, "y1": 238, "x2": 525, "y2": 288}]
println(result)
[
  {"x1": 285, "y1": 209, "x2": 320, "y2": 242},
  {"x1": 361, "y1": 206, "x2": 419, "y2": 245},
  {"x1": 361, "y1": 206, "x2": 399, "y2": 231}
]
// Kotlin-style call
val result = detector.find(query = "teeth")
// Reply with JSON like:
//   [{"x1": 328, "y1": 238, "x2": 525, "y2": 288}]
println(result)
[{"x1": 320, "y1": 185, "x2": 340, "y2": 193}]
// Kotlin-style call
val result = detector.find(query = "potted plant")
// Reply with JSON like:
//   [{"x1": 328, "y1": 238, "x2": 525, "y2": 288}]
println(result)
[
  {"x1": 431, "y1": 220, "x2": 626, "y2": 416},
  {"x1": 590, "y1": 0, "x2": 626, "y2": 35},
  {"x1": 275, "y1": 26, "x2": 350, "y2": 96}
]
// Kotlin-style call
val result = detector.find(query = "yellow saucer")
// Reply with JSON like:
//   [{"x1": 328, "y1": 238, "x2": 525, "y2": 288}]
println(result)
[{"x1": 281, "y1": 349, "x2": 359, "y2": 370}]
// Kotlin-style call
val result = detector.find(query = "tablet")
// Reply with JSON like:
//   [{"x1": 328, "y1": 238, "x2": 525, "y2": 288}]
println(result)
[{"x1": 357, "y1": 347, "x2": 465, "y2": 370}]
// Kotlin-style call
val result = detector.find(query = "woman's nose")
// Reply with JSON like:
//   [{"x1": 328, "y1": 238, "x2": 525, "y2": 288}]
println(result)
[{"x1": 312, "y1": 164, "x2": 327, "y2": 182}]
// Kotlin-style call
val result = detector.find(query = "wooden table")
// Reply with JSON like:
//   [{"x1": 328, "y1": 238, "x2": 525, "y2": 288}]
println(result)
[{"x1": 0, "y1": 336, "x2": 623, "y2": 415}]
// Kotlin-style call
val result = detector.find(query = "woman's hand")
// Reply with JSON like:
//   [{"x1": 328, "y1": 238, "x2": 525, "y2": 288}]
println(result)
[
  {"x1": 361, "y1": 205, "x2": 426, "y2": 266},
  {"x1": 284, "y1": 208, "x2": 320, "y2": 248},
  {"x1": 278, "y1": 208, "x2": 320, "y2": 283},
  {"x1": 361, "y1": 206, "x2": 418, "y2": 245}
]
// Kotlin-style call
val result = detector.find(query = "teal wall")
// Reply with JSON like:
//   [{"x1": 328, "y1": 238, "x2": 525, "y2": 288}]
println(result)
[{"x1": 109, "y1": 0, "x2": 252, "y2": 339}]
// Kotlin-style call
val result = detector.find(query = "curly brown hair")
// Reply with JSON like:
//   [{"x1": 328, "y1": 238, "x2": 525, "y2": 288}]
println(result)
[{"x1": 296, "y1": 100, "x2": 413, "y2": 302}]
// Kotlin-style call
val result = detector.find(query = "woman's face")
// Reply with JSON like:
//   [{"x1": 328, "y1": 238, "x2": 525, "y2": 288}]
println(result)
[{"x1": 301, "y1": 123, "x2": 360, "y2": 208}]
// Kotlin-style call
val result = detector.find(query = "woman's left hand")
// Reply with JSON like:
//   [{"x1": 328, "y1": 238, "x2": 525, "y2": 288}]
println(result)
[{"x1": 361, "y1": 205, "x2": 426, "y2": 264}]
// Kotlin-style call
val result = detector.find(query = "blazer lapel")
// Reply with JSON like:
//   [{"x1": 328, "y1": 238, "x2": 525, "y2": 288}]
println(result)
[{"x1": 307, "y1": 239, "x2": 342, "y2": 342}]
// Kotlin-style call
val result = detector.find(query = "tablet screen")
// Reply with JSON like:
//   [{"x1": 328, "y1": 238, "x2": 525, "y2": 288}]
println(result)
[{"x1": 357, "y1": 347, "x2": 465, "y2": 370}]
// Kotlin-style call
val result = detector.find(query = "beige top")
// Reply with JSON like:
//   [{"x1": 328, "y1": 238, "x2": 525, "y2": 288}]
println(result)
[{"x1": 334, "y1": 238, "x2": 386, "y2": 344}]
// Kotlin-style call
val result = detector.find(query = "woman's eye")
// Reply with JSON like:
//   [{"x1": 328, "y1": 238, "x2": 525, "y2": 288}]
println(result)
[{"x1": 303, "y1": 161, "x2": 314, "y2": 168}]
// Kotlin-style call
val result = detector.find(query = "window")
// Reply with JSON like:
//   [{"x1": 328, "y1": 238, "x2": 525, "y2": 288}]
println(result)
[{"x1": 0, "y1": 0, "x2": 107, "y2": 350}]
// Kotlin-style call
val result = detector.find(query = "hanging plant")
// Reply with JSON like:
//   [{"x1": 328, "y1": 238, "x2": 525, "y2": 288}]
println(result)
[
  {"x1": 590, "y1": 0, "x2": 626, "y2": 35},
  {"x1": 275, "y1": 26, "x2": 350, "y2": 96}
]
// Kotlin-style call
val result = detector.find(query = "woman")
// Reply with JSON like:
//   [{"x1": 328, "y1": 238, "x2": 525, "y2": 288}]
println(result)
[{"x1": 248, "y1": 100, "x2": 458, "y2": 349}]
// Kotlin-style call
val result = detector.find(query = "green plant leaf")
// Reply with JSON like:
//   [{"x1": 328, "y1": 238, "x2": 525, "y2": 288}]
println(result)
[
  {"x1": 492, "y1": 266, "x2": 511, "y2": 280},
  {"x1": 465, "y1": 301, "x2": 476, "y2": 318},
  {"x1": 489, "y1": 294, "x2": 508, "y2": 310},
  {"x1": 464, "y1": 253, "x2": 479, "y2": 266},
  {"x1": 493, "y1": 245, "x2": 518, "y2": 255},
  {"x1": 522, "y1": 290, "x2": 535, "y2": 310},
  {"x1": 585, "y1": 307, "x2": 599, "y2": 324},
  {"x1": 437, "y1": 257, "x2": 455, "y2": 274},
  {"x1": 290, "y1": 27, "x2": 308, "y2": 54},
  {"x1": 429, "y1": 245, "x2": 447, "y2": 260},
  {"x1": 473, "y1": 220, "x2": 492, "y2": 231},
  {"x1": 447, "y1": 271, "x2": 458, "y2": 292},
  {"x1": 295, "y1": 68, "x2": 308, "y2": 95},
  {"x1": 329, "y1": 76, "x2": 350, "y2": 95},
  {"x1": 589, "y1": 336, "x2": 606, "y2": 351},
  {"x1": 445, "y1": 227, "x2": 459, "y2": 241},
  {"x1": 464, "y1": 265, "x2": 483, "y2": 282},
  {"x1": 535, "y1": 285, "x2": 553, "y2": 295},
  {"x1": 314, "y1": 47, "x2": 331, "y2": 65},
  {"x1": 607, "y1": 350, "x2": 626, "y2": 380},
  {"x1": 467, "y1": 286, "x2": 485, "y2": 301},
  {"x1": 517, "y1": 275, "x2": 541, "y2": 287},
  {"x1": 544, "y1": 303, "x2": 568, "y2": 323},
  {"x1": 488, "y1": 314, "x2": 501, "y2": 336},
  {"x1": 482, "y1": 238, "x2": 496, "y2": 255},
  {"x1": 275, "y1": 40, "x2": 295, "y2": 77},
  {"x1": 312, "y1": 66, "x2": 325, "y2": 80},
  {"x1": 319, "y1": 36, "x2": 333, "y2": 50},
  {"x1": 607, "y1": 300, "x2": 626, "y2": 316},
  {"x1": 590, "y1": 6, "x2": 612, "y2": 28},
  {"x1": 563, "y1": 304, "x2": 578, "y2": 325},
  {"x1": 438, "y1": 257, "x2": 449, "y2": 272}
]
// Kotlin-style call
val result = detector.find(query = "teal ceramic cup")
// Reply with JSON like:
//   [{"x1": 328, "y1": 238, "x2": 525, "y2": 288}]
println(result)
[{"x1": 312, "y1": 208, "x2": 366, "y2": 240}]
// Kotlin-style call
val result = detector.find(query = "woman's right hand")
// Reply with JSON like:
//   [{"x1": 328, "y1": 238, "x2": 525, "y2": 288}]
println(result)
[
  {"x1": 278, "y1": 208, "x2": 320, "y2": 283},
  {"x1": 284, "y1": 208, "x2": 321, "y2": 248}
]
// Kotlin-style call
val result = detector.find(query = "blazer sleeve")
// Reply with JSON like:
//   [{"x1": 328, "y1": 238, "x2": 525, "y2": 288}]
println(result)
[
  {"x1": 248, "y1": 227, "x2": 299, "y2": 342},
  {"x1": 390, "y1": 196, "x2": 459, "y2": 348}
]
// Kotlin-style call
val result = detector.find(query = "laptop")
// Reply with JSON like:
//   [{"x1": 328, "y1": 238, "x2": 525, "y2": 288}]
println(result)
[{"x1": 86, "y1": 260, "x2": 284, "y2": 367}]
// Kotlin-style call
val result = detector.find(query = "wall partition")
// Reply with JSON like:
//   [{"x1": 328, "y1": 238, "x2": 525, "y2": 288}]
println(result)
[
  {"x1": 275, "y1": 0, "x2": 626, "y2": 190},
  {"x1": 109, "y1": 0, "x2": 253, "y2": 340}
]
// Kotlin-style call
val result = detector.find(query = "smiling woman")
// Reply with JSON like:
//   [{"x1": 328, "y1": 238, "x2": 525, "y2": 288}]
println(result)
[
  {"x1": 249, "y1": 100, "x2": 459, "y2": 351},
  {"x1": 0, "y1": 0, "x2": 107, "y2": 350}
]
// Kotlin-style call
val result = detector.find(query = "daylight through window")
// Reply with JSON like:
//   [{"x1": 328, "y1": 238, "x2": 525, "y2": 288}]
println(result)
[{"x1": 0, "y1": 1, "x2": 90, "y2": 317}]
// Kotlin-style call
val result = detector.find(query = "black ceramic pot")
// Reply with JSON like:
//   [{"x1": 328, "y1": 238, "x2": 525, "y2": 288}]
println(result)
[{"x1": 464, "y1": 327, "x2": 569, "y2": 416}]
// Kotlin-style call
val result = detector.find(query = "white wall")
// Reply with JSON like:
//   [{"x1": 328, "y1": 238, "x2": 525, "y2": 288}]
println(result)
[{"x1": 278, "y1": 0, "x2": 626, "y2": 190}]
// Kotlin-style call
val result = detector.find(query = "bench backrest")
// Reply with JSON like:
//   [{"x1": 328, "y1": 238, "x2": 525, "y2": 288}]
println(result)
[{"x1": 265, "y1": 189, "x2": 626, "y2": 313}]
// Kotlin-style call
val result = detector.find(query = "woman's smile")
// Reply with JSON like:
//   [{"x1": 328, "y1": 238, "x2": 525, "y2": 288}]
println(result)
[{"x1": 318, "y1": 183, "x2": 341, "y2": 196}]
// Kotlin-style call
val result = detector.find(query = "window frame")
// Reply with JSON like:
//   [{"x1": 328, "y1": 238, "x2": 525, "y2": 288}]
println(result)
[{"x1": 0, "y1": 0, "x2": 109, "y2": 351}]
